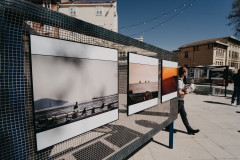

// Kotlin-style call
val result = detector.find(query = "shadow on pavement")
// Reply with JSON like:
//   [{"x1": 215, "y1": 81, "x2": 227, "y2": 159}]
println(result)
[
  {"x1": 152, "y1": 139, "x2": 169, "y2": 149},
  {"x1": 163, "y1": 128, "x2": 188, "y2": 135},
  {"x1": 175, "y1": 129, "x2": 188, "y2": 134},
  {"x1": 203, "y1": 101, "x2": 232, "y2": 106},
  {"x1": 136, "y1": 110, "x2": 169, "y2": 117},
  {"x1": 236, "y1": 111, "x2": 240, "y2": 114},
  {"x1": 118, "y1": 109, "x2": 127, "y2": 113},
  {"x1": 135, "y1": 120, "x2": 159, "y2": 128}
]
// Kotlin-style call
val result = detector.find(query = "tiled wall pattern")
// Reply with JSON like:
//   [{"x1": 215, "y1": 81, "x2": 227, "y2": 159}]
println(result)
[{"x1": 0, "y1": 0, "x2": 178, "y2": 159}]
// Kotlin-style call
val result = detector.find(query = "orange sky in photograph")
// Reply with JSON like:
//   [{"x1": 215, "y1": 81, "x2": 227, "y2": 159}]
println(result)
[
  {"x1": 162, "y1": 67, "x2": 178, "y2": 80},
  {"x1": 129, "y1": 63, "x2": 158, "y2": 84}
]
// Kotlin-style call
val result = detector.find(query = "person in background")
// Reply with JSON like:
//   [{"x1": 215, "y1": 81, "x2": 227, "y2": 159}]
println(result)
[
  {"x1": 74, "y1": 102, "x2": 78, "y2": 111},
  {"x1": 166, "y1": 67, "x2": 200, "y2": 135},
  {"x1": 231, "y1": 69, "x2": 240, "y2": 107}
]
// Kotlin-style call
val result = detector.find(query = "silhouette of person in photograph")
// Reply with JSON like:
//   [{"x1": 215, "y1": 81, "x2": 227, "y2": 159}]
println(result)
[
  {"x1": 72, "y1": 110, "x2": 79, "y2": 119},
  {"x1": 82, "y1": 107, "x2": 87, "y2": 116},
  {"x1": 144, "y1": 91, "x2": 152, "y2": 101},
  {"x1": 100, "y1": 103, "x2": 105, "y2": 109},
  {"x1": 128, "y1": 90, "x2": 139, "y2": 105},
  {"x1": 91, "y1": 106, "x2": 96, "y2": 114},
  {"x1": 74, "y1": 102, "x2": 78, "y2": 111},
  {"x1": 107, "y1": 103, "x2": 112, "y2": 110}
]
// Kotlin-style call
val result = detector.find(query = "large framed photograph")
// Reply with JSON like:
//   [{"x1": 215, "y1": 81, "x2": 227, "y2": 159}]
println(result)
[
  {"x1": 161, "y1": 60, "x2": 178, "y2": 103},
  {"x1": 194, "y1": 68, "x2": 209, "y2": 79},
  {"x1": 210, "y1": 67, "x2": 225, "y2": 79},
  {"x1": 127, "y1": 53, "x2": 159, "y2": 116},
  {"x1": 30, "y1": 35, "x2": 118, "y2": 151},
  {"x1": 187, "y1": 68, "x2": 195, "y2": 78}
]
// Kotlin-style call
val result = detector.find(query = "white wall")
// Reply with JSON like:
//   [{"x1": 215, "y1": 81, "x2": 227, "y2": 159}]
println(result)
[{"x1": 59, "y1": 2, "x2": 118, "y2": 32}]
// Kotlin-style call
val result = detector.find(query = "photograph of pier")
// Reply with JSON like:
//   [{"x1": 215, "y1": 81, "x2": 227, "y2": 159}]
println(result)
[
  {"x1": 161, "y1": 67, "x2": 178, "y2": 96},
  {"x1": 128, "y1": 63, "x2": 158, "y2": 106},
  {"x1": 32, "y1": 54, "x2": 118, "y2": 133}
]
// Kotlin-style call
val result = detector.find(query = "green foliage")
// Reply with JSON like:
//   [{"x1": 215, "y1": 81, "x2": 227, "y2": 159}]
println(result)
[{"x1": 228, "y1": 0, "x2": 240, "y2": 37}]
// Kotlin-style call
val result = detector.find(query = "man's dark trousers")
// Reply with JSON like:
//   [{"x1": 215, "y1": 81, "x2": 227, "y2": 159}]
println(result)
[
  {"x1": 178, "y1": 100, "x2": 192, "y2": 131},
  {"x1": 232, "y1": 86, "x2": 240, "y2": 105}
]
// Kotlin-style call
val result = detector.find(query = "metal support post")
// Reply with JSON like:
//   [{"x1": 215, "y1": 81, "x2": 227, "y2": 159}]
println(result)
[{"x1": 169, "y1": 122, "x2": 174, "y2": 149}]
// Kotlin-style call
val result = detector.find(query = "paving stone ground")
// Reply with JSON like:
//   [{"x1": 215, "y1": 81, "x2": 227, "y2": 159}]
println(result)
[{"x1": 129, "y1": 93, "x2": 240, "y2": 160}]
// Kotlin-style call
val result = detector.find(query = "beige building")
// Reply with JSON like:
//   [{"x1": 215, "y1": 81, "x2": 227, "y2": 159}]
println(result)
[
  {"x1": 59, "y1": 1, "x2": 118, "y2": 32},
  {"x1": 27, "y1": 0, "x2": 118, "y2": 35},
  {"x1": 173, "y1": 36, "x2": 240, "y2": 70}
]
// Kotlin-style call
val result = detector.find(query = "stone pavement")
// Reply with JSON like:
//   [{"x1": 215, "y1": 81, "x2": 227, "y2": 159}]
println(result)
[{"x1": 129, "y1": 94, "x2": 240, "y2": 160}]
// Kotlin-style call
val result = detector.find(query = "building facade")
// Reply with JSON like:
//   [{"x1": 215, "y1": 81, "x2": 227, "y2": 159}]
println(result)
[
  {"x1": 59, "y1": 1, "x2": 118, "y2": 32},
  {"x1": 27, "y1": 0, "x2": 118, "y2": 33},
  {"x1": 173, "y1": 36, "x2": 240, "y2": 70}
]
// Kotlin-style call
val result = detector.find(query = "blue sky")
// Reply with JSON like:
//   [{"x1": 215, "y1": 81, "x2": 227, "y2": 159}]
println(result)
[{"x1": 117, "y1": 0, "x2": 235, "y2": 51}]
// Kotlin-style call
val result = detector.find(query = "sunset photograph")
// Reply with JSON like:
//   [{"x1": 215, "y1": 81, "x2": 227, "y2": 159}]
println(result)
[{"x1": 162, "y1": 67, "x2": 178, "y2": 96}]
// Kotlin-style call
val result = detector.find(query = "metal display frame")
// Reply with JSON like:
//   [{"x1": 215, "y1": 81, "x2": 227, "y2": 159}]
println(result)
[
  {"x1": 186, "y1": 66, "x2": 229, "y2": 97},
  {"x1": 127, "y1": 52, "x2": 159, "y2": 116},
  {"x1": 29, "y1": 34, "x2": 120, "y2": 152},
  {"x1": 0, "y1": 0, "x2": 179, "y2": 159}
]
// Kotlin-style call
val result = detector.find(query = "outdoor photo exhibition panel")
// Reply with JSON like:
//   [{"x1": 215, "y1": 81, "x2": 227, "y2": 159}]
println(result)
[
  {"x1": 127, "y1": 53, "x2": 159, "y2": 116},
  {"x1": 161, "y1": 60, "x2": 178, "y2": 103},
  {"x1": 30, "y1": 35, "x2": 118, "y2": 151},
  {"x1": 210, "y1": 67, "x2": 225, "y2": 80}
]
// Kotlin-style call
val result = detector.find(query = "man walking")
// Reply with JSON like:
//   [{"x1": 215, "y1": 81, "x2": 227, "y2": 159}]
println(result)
[
  {"x1": 231, "y1": 69, "x2": 240, "y2": 107},
  {"x1": 166, "y1": 67, "x2": 200, "y2": 135}
]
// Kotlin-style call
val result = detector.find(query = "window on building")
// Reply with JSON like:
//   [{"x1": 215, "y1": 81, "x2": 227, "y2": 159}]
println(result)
[
  {"x1": 184, "y1": 64, "x2": 188, "y2": 67},
  {"x1": 43, "y1": 0, "x2": 51, "y2": 9},
  {"x1": 69, "y1": 7, "x2": 77, "y2": 16},
  {"x1": 96, "y1": 7, "x2": 103, "y2": 16},
  {"x1": 193, "y1": 46, "x2": 199, "y2": 51},
  {"x1": 184, "y1": 51, "x2": 188, "y2": 58}
]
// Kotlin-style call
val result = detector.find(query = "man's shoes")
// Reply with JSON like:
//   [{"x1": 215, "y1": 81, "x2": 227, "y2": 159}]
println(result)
[
  {"x1": 231, "y1": 102, "x2": 236, "y2": 106},
  {"x1": 187, "y1": 129, "x2": 200, "y2": 135}
]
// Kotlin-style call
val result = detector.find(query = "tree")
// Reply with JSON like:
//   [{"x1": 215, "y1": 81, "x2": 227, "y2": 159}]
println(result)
[{"x1": 228, "y1": 0, "x2": 240, "y2": 37}]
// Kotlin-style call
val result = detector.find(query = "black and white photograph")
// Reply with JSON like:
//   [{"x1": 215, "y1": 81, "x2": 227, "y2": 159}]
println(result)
[
  {"x1": 127, "y1": 53, "x2": 159, "y2": 115},
  {"x1": 194, "y1": 68, "x2": 208, "y2": 79},
  {"x1": 210, "y1": 68, "x2": 225, "y2": 79},
  {"x1": 31, "y1": 35, "x2": 118, "y2": 151},
  {"x1": 187, "y1": 68, "x2": 195, "y2": 78}
]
